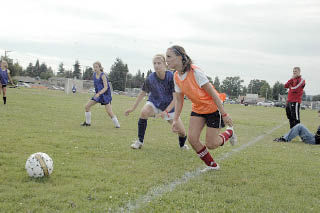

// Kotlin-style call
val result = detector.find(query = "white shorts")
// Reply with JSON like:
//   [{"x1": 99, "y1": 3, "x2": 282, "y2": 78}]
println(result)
[{"x1": 146, "y1": 101, "x2": 174, "y2": 121}]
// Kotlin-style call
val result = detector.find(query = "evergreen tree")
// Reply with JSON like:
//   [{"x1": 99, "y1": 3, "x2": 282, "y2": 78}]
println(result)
[
  {"x1": 73, "y1": 60, "x2": 81, "y2": 79},
  {"x1": 108, "y1": 58, "x2": 129, "y2": 91},
  {"x1": 34, "y1": 59, "x2": 40, "y2": 77},
  {"x1": 57, "y1": 62, "x2": 65, "y2": 77},
  {"x1": 25, "y1": 63, "x2": 33, "y2": 77},
  {"x1": 83, "y1": 66, "x2": 93, "y2": 80},
  {"x1": 39, "y1": 63, "x2": 48, "y2": 74},
  {"x1": 40, "y1": 66, "x2": 54, "y2": 80}
]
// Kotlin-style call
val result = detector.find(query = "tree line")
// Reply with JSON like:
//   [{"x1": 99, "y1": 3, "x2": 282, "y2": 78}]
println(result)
[{"x1": 2, "y1": 55, "x2": 319, "y2": 101}]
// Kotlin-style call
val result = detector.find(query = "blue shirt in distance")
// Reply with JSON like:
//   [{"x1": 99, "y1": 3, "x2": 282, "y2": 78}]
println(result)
[{"x1": 0, "y1": 68, "x2": 9, "y2": 85}]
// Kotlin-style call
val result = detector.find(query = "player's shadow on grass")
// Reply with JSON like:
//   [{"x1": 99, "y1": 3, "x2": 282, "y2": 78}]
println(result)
[{"x1": 23, "y1": 176, "x2": 51, "y2": 183}]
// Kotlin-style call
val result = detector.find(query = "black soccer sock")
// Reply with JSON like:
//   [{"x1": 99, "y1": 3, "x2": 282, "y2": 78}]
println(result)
[
  {"x1": 179, "y1": 135, "x2": 187, "y2": 147},
  {"x1": 3, "y1": 97, "x2": 6, "y2": 104},
  {"x1": 138, "y1": 118, "x2": 148, "y2": 143}
]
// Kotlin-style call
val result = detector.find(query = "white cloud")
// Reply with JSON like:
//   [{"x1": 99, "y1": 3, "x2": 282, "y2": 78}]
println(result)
[{"x1": 2, "y1": 0, "x2": 319, "y2": 95}]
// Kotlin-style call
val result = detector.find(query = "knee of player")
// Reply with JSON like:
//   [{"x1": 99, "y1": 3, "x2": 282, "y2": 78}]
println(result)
[
  {"x1": 296, "y1": 123, "x2": 305, "y2": 129},
  {"x1": 140, "y1": 110, "x2": 151, "y2": 118},
  {"x1": 205, "y1": 139, "x2": 220, "y2": 149}
]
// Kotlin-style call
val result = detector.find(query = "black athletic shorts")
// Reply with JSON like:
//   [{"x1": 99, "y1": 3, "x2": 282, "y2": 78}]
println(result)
[
  {"x1": 1, "y1": 84, "x2": 6, "y2": 88},
  {"x1": 191, "y1": 110, "x2": 225, "y2": 128}
]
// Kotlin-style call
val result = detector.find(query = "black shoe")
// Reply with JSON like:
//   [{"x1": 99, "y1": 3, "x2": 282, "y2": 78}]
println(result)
[
  {"x1": 81, "y1": 122, "x2": 91, "y2": 126},
  {"x1": 273, "y1": 137, "x2": 287, "y2": 142}
]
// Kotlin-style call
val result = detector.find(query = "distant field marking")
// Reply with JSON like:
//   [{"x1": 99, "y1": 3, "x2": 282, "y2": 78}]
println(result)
[{"x1": 119, "y1": 122, "x2": 286, "y2": 212}]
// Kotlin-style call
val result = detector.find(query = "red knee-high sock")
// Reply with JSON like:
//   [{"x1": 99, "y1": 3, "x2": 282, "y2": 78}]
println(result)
[
  {"x1": 197, "y1": 146, "x2": 217, "y2": 167},
  {"x1": 219, "y1": 129, "x2": 233, "y2": 146}
]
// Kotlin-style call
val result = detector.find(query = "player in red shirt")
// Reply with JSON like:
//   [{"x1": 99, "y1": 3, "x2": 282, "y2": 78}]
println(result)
[{"x1": 284, "y1": 67, "x2": 305, "y2": 128}]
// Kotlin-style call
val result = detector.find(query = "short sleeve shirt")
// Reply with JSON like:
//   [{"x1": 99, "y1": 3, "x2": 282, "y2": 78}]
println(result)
[
  {"x1": 142, "y1": 71, "x2": 175, "y2": 111},
  {"x1": 174, "y1": 68, "x2": 209, "y2": 93}
]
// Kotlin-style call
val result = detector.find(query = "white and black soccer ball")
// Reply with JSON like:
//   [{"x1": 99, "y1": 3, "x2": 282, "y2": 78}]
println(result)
[{"x1": 25, "y1": 152, "x2": 54, "y2": 178}]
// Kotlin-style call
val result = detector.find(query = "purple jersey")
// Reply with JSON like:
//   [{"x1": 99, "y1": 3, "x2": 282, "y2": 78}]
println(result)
[
  {"x1": 142, "y1": 71, "x2": 175, "y2": 112},
  {"x1": 0, "y1": 68, "x2": 9, "y2": 85},
  {"x1": 91, "y1": 72, "x2": 112, "y2": 105}
]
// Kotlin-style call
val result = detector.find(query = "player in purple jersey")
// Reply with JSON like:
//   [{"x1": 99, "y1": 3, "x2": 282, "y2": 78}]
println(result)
[
  {"x1": 81, "y1": 61, "x2": 120, "y2": 128},
  {"x1": 0, "y1": 61, "x2": 14, "y2": 105},
  {"x1": 125, "y1": 54, "x2": 188, "y2": 150}
]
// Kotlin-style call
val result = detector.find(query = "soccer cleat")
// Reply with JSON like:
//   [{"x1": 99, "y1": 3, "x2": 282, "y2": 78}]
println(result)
[
  {"x1": 80, "y1": 122, "x2": 91, "y2": 126},
  {"x1": 273, "y1": 137, "x2": 287, "y2": 142},
  {"x1": 180, "y1": 144, "x2": 190, "y2": 150},
  {"x1": 130, "y1": 140, "x2": 143, "y2": 149},
  {"x1": 227, "y1": 126, "x2": 237, "y2": 146},
  {"x1": 112, "y1": 117, "x2": 120, "y2": 128},
  {"x1": 201, "y1": 163, "x2": 220, "y2": 172}
]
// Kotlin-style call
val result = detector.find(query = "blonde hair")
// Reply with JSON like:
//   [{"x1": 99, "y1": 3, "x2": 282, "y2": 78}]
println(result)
[
  {"x1": 153, "y1": 54, "x2": 167, "y2": 69},
  {"x1": 1, "y1": 60, "x2": 8, "y2": 69},
  {"x1": 153, "y1": 54, "x2": 166, "y2": 63},
  {"x1": 93, "y1": 61, "x2": 104, "y2": 72}
]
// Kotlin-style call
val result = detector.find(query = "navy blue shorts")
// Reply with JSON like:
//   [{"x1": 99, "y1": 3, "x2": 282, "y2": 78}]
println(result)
[{"x1": 91, "y1": 95, "x2": 112, "y2": 105}]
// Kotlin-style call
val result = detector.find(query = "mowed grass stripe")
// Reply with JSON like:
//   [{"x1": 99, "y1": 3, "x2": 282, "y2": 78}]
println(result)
[
  {"x1": 1, "y1": 88, "x2": 319, "y2": 212},
  {"x1": 120, "y1": 122, "x2": 286, "y2": 212}
]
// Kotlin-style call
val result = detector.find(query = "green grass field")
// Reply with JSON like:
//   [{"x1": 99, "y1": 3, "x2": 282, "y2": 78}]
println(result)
[{"x1": 1, "y1": 88, "x2": 319, "y2": 212}]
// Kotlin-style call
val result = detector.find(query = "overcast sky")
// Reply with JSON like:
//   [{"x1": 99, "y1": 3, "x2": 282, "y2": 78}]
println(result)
[{"x1": 1, "y1": 0, "x2": 319, "y2": 95}]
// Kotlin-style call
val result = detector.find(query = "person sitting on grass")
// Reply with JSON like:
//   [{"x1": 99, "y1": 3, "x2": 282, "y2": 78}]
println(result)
[{"x1": 274, "y1": 110, "x2": 320, "y2": 145}]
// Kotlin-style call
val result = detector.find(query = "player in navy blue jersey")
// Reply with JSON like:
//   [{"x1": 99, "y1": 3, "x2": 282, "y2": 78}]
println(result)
[
  {"x1": 81, "y1": 61, "x2": 120, "y2": 128},
  {"x1": 125, "y1": 54, "x2": 188, "y2": 149},
  {"x1": 0, "y1": 61, "x2": 14, "y2": 105}
]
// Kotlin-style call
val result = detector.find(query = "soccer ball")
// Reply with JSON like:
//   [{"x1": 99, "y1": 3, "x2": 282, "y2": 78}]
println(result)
[{"x1": 25, "y1": 152, "x2": 54, "y2": 178}]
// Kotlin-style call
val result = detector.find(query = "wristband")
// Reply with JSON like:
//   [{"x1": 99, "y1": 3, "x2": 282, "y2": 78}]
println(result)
[
  {"x1": 164, "y1": 110, "x2": 169, "y2": 116},
  {"x1": 222, "y1": 113, "x2": 228, "y2": 117}
]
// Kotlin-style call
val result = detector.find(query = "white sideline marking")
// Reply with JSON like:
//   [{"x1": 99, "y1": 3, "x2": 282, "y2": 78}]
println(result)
[{"x1": 119, "y1": 123, "x2": 286, "y2": 212}]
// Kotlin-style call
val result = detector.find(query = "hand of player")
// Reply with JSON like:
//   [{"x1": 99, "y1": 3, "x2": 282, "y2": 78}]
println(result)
[
  {"x1": 125, "y1": 109, "x2": 134, "y2": 116},
  {"x1": 94, "y1": 93, "x2": 100, "y2": 99},
  {"x1": 223, "y1": 114, "x2": 233, "y2": 127},
  {"x1": 172, "y1": 120, "x2": 180, "y2": 133},
  {"x1": 160, "y1": 111, "x2": 166, "y2": 119}
]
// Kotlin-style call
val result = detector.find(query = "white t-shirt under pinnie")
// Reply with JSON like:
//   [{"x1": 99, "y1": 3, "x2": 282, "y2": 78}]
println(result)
[{"x1": 174, "y1": 68, "x2": 209, "y2": 93}]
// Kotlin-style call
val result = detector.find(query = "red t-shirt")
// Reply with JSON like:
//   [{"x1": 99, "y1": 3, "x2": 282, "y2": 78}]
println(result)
[{"x1": 284, "y1": 76, "x2": 305, "y2": 103}]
